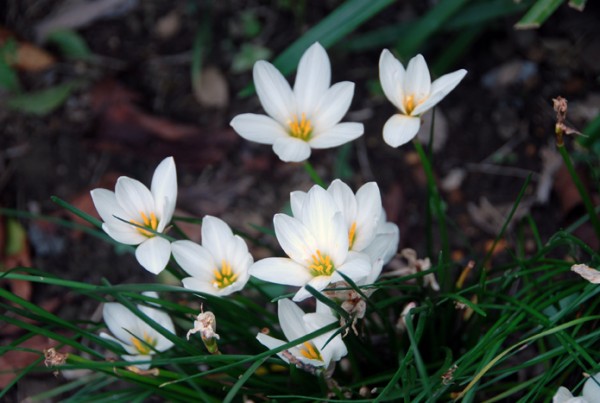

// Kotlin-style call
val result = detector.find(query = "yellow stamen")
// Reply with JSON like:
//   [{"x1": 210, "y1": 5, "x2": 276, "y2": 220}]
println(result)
[
  {"x1": 212, "y1": 260, "x2": 239, "y2": 289},
  {"x1": 298, "y1": 341, "x2": 322, "y2": 361},
  {"x1": 130, "y1": 211, "x2": 159, "y2": 237},
  {"x1": 308, "y1": 250, "x2": 334, "y2": 277},
  {"x1": 287, "y1": 113, "x2": 313, "y2": 141},
  {"x1": 404, "y1": 95, "x2": 416, "y2": 114},
  {"x1": 348, "y1": 222, "x2": 357, "y2": 249},
  {"x1": 130, "y1": 332, "x2": 157, "y2": 355}
]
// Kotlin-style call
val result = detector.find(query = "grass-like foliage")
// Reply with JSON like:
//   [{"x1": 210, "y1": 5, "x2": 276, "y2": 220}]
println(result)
[{"x1": 2, "y1": 0, "x2": 599, "y2": 402}]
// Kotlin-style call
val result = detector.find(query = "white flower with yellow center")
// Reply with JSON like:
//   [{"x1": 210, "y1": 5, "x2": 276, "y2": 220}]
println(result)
[
  {"x1": 100, "y1": 292, "x2": 175, "y2": 370},
  {"x1": 171, "y1": 216, "x2": 252, "y2": 297},
  {"x1": 250, "y1": 185, "x2": 371, "y2": 301},
  {"x1": 379, "y1": 50, "x2": 467, "y2": 148},
  {"x1": 554, "y1": 372, "x2": 600, "y2": 403},
  {"x1": 90, "y1": 157, "x2": 177, "y2": 275},
  {"x1": 230, "y1": 42, "x2": 364, "y2": 162},
  {"x1": 291, "y1": 179, "x2": 399, "y2": 264},
  {"x1": 256, "y1": 299, "x2": 347, "y2": 369}
]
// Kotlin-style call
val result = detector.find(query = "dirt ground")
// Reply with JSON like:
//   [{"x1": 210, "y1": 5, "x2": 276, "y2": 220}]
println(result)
[{"x1": 1, "y1": 0, "x2": 600, "y2": 399}]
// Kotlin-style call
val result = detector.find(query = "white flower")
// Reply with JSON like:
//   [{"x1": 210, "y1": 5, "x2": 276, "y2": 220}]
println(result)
[
  {"x1": 256, "y1": 299, "x2": 347, "y2": 369},
  {"x1": 171, "y1": 216, "x2": 252, "y2": 297},
  {"x1": 379, "y1": 50, "x2": 467, "y2": 148},
  {"x1": 291, "y1": 179, "x2": 399, "y2": 267},
  {"x1": 554, "y1": 372, "x2": 600, "y2": 403},
  {"x1": 100, "y1": 292, "x2": 175, "y2": 370},
  {"x1": 250, "y1": 185, "x2": 371, "y2": 301},
  {"x1": 230, "y1": 42, "x2": 364, "y2": 162},
  {"x1": 91, "y1": 157, "x2": 177, "y2": 274}
]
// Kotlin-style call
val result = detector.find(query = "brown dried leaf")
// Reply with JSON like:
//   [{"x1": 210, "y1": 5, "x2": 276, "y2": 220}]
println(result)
[
  {"x1": 0, "y1": 27, "x2": 56, "y2": 72},
  {"x1": 193, "y1": 67, "x2": 229, "y2": 108}
]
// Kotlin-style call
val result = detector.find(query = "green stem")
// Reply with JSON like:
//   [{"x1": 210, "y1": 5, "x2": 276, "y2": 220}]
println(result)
[
  {"x1": 303, "y1": 161, "x2": 326, "y2": 187},
  {"x1": 413, "y1": 140, "x2": 449, "y2": 286},
  {"x1": 557, "y1": 145, "x2": 600, "y2": 241}
]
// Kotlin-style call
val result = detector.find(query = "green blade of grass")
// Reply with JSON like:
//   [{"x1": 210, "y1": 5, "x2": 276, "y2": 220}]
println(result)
[
  {"x1": 239, "y1": 0, "x2": 394, "y2": 97},
  {"x1": 395, "y1": 0, "x2": 470, "y2": 58},
  {"x1": 7, "y1": 81, "x2": 80, "y2": 115},
  {"x1": 515, "y1": 0, "x2": 564, "y2": 29}
]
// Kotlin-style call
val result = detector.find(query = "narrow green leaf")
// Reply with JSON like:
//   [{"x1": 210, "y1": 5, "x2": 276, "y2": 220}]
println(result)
[
  {"x1": 395, "y1": 0, "x2": 470, "y2": 58},
  {"x1": 7, "y1": 81, "x2": 78, "y2": 115},
  {"x1": 239, "y1": 0, "x2": 394, "y2": 96},
  {"x1": 0, "y1": 58, "x2": 20, "y2": 92},
  {"x1": 46, "y1": 30, "x2": 91, "y2": 60},
  {"x1": 515, "y1": 0, "x2": 564, "y2": 29},
  {"x1": 222, "y1": 356, "x2": 268, "y2": 403}
]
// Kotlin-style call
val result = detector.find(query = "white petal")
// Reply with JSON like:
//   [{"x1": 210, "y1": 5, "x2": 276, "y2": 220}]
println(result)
[
  {"x1": 404, "y1": 54, "x2": 431, "y2": 107},
  {"x1": 228, "y1": 235, "x2": 253, "y2": 276},
  {"x1": 294, "y1": 42, "x2": 331, "y2": 116},
  {"x1": 289, "y1": 190, "x2": 307, "y2": 218},
  {"x1": 182, "y1": 277, "x2": 221, "y2": 296},
  {"x1": 583, "y1": 373, "x2": 600, "y2": 402},
  {"x1": 309, "y1": 122, "x2": 364, "y2": 149},
  {"x1": 293, "y1": 276, "x2": 333, "y2": 302},
  {"x1": 255, "y1": 333, "x2": 289, "y2": 364},
  {"x1": 150, "y1": 157, "x2": 177, "y2": 227},
  {"x1": 412, "y1": 69, "x2": 467, "y2": 116},
  {"x1": 334, "y1": 251, "x2": 371, "y2": 283},
  {"x1": 278, "y1": 299, "x2": 308, "y2": 342},
  {"x1": 363, "y1": 222, "x2": 400, "y2": 265},
  {"x1": 272, "y1": 137, "x2": 312, "y2": 162},
  {"x1": 353, "y1": 182, "x2": 382, "y2": 251},
  {"x1": 91, "y1": 189, "x2": 128, "y2": 224},
  {"x1": 320, "y1": 333, "x2": 347, "y2": 365},
  {"x1": 172, "y1": 240, "x2": 215, "y2": 281},
  {"x1": 304, "y1": 312, "x2": 336, "y2": 330},
  {"x1": 138, "y1": 306, "x2": 175, "y2": 352},
  {"x1": 103, "y1": 303, "x2": 138, "y2": 344},
  {"x1": 273, "y1": 214, "x2": 317, "y2": 263},
  {"x1": 313, "y1": 82, "x2": 355, "y2": 130},
  {"x1": 201, "y1": 216, "x2": 234, "y2": 262},
  {"x1": 103, "y1": 222, "x2": 147, "y2": 245},
  {"x1": 327, "y1": 179, "x2": 356, "y2": 227},
  {"x1": 253, "y1": 61, "x2": 295, "y2": 124},
  {"x1": 100, "y1": 332, "x2": 137, "y2": 355},
  {"x1": 230, "y1": 113, "x2": 288, "y2": 145},
  {"x1": 553, "y1": 386, "x2": 575, "y2": 403},
  {"x1": 249, "y1": 257, "x2": 312, "y2": 286},
  {"x1": 115, "y1": 177, "x2": 156, "y2": 221},
  {"x1": 135, "y1": 237, "x2": 171, "y2": 275},
  {"x1": 300, "y1": 186, "x2": 340, "y2": 249},
  {"x1": 379, "y1": 49, "x2": 406, "y2": 112},
  {"x1": 383, "y1": 114, "x2": 421, "y2": 148}
]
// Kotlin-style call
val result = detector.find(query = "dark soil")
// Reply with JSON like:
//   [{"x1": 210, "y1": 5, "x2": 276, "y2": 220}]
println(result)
[{"x1": 1, "y1": 0, "x2": 600, "y2": 400}]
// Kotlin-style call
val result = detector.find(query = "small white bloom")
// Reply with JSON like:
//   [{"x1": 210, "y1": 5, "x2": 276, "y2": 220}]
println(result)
[
  {"x1": 172, "y1": 216, "x2": 252, "y2": 297},
  {"x1": 100, "y1": 292, "x2": 175, "y2": 370},
  {"x1": 291, "y1": 179, "x2": 399, "y2": 283},
  {"x1": 91, "y1": 157, "x2": 177, "y2": 274},
  {"x1": 230, "y1": 42, "x2": 364, "y2": 162},
  {"x1": 379, "y1": 50, "x2": 467, "y2": 148},
  {"x1": 250, "y1": 185, "x2": 371, "y2": 301},
  {"x1": 256, "y1": 299, "x2": 347, "y2": 369},
  {"x1": 554, "y1": 372, "x2": 600, "y2": 403}
]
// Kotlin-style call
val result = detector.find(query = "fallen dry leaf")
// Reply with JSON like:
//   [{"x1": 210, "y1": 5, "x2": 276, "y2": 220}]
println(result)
[
  {"x1": 571, "y1": 263, "x2": 600, "y2": 284},
  {"x1": 0, "y1": 27, "x2": 55, "y2": 72},
  {"x1": 193, "y1": 66, "x2": 229, "y2": 108}
]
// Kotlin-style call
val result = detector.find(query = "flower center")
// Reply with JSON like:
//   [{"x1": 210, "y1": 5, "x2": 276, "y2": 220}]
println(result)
[
  {"x1": 308, "y1": 250, "x2": 335, "y2": 277},
  {"x1": 130, "y1": 211, "x2": 159, "y2": 237},
  {"x1": 298, "y1": 341, "x2": 323, "y2": 361},
  {"x1": 288, "y1": 113, "x2": 313, "y2": 141},
  {"x1": 130, "y1": 332, "x2": 157, "y2": 355},
  {"x1": 348, "y1": 222, "x2": 357, "y2": 249},
  {"x1": 404, "y1": 95, "x2": 416, "y2": 115},
  {"x1": 212, "y1": 260, "x2": 238, "y2": 289}
]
